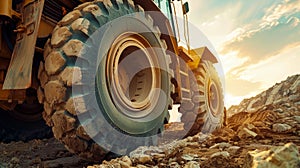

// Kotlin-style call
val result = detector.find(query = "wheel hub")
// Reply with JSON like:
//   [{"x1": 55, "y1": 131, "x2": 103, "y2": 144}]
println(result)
[
  {"x1": 208, "y1": 80, "x2": 220, "y2": 117},
  {"x1": 106, "y1": 33, "x2": 161, "y2": 119}
]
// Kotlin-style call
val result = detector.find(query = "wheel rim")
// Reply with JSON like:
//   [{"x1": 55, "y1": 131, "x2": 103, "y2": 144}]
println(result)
[
  {"x1": 105, "y1": 32, "x2": 161, "y2": 119},
  {"x1": 208, "y1": 79, "x2": 220, "y2": 117}
]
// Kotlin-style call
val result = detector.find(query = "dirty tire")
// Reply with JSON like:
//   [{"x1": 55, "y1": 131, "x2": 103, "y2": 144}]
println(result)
[
  {"x1": 181, "y1": 61, "x2": 224, "y2": 136},
  {"x1": 39, "y1": 0, "x2": 172, "y2": 161}
]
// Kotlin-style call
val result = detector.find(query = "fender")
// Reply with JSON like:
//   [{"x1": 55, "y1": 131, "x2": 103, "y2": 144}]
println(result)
[
  {"x1": 179, "y1": 46, "x2": 218, "y2": 70},
  {"x1": 3, "y1": 0, "x2": 44, "y2": 89},
  {"x1": 134, "y1": 0, "x2": 179, "y2": 56}
]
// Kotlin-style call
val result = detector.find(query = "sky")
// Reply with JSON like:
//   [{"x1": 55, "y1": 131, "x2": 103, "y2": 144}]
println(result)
[{"x1": 181, "y1": 0, "x2": 300, "y2": 107}]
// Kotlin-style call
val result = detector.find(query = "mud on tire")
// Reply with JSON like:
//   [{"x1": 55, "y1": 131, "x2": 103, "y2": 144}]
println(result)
[{"x1": 38, "y1": 0, "x2": 173, "y2": 161}]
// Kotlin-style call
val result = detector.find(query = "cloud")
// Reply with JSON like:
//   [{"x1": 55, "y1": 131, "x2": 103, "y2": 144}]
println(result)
[
  {"x1": 188, "y1": 2, "x2": 242, "y2": 48},
  {"x1": 236, "y1": 43, "x2": 300, "y2": 88},
  {"x1": 220, "y1": 0, "x2": 300, "y2": 68},
  {"x1": 225, "y1": 73, "x2": 262, "y2": 97},
  {"x1": 188, "y1": 0, "x2": 300, "y2": 106},
  {"x1": 225, "y1": 0, "x2": 300, "y2": 42},
  {"x1": 262, "y1": 0, "x2": 300, "y2": 24},
  {"x1": 287, "y1": 17, "x2": 300, "y2": 27},
  {"x1": 219, "y1": 0, "x2": 300, "y2": 105},
  {"x1": 223, "y1": 42, "x2": 300, "y2": 106}
]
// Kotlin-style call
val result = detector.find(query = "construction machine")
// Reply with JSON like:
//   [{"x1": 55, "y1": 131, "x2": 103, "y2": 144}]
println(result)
[{"x1": 0, "y1": 0, "x2": 225, "y2": 160}]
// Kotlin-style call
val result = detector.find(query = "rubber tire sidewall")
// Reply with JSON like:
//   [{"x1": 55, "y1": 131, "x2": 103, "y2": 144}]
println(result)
[
  {"x1": 202, "y1": 61, "x2": 224, "y2": 132},
  {"x1": 79, "y1": 14, "x2": 171, "y2": 135}
]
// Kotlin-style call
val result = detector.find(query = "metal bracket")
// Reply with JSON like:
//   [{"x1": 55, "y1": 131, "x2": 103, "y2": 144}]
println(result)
[{"x1": 3, "y1": 0, "x2": 44, "y2": 90}]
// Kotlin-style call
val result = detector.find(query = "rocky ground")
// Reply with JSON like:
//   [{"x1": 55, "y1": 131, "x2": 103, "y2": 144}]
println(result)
[
  {"x1": 88, "y1": 75, "x2": 300, "y2": 168},
  {"x1": 0, "y1": 75, "x2": 299, "y2": 168},
  {"x1": 0, "y1": 138, "x2": 92, "y2": 168}
]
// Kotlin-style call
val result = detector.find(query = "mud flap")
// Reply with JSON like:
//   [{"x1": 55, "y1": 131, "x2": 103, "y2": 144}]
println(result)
[{"x1": 3, "y1": 0, "x2": 44, "y2": 90}]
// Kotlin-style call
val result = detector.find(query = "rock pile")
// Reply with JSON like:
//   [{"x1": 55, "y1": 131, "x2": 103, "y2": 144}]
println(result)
[
  {"x1": 88, "y1": 74, "x2": 300, "y2": 168},
  {"x1": 244, "y1": 143, "x2": 300, "y2": 168},
  {"x1": 228, "y1": 75, "x2": 300, "y2": 116},
  {"x1": 88, "y1": 131, "x2": 300, "y2": 168}
]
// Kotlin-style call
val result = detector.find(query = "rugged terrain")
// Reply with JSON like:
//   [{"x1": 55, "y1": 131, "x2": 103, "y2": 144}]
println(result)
[
  {"x1": 0, "y1": 74, "x2": 300, "y2": 168},
  {"x1": 88, "y1": 74, "x2": 300, "y2": 168}
]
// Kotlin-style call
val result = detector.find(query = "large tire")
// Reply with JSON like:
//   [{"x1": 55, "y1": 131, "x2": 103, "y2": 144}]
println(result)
[
  {"x1": 181, "y1": 61, "x2": 224, "y2": 136},
  {"x1": 38, "y1": 0, "x2": 172, "y2": 161}
]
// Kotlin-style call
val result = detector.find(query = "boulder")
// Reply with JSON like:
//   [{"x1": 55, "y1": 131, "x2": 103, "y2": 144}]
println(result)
[
  {"x1": 272, "y1": 123, "x2": 292, "y2": 133},
  {"x1": 238, "y1": 128, "x2": 257, "y2": 139},
  {"x1": 244, "y1": 143, "x2": 300, "y2": 168}
]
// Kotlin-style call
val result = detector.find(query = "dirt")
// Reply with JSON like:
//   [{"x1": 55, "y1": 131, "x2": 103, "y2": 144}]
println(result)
[
  {"x1": 88, "y1": 105, "x2": 300, "y2": 168},
  {"x1": 88, "y1": 75, "x2": 300, "y2": 168},
  {"x1": 0, "y1": 75, "x2": 299, "y2": 168},
  {"x1": 0, "y1": 138, "x2": 91, "y2": 168},
  {"x1": 1, "y1": 106, "x2": 299, "y2": 168}
]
